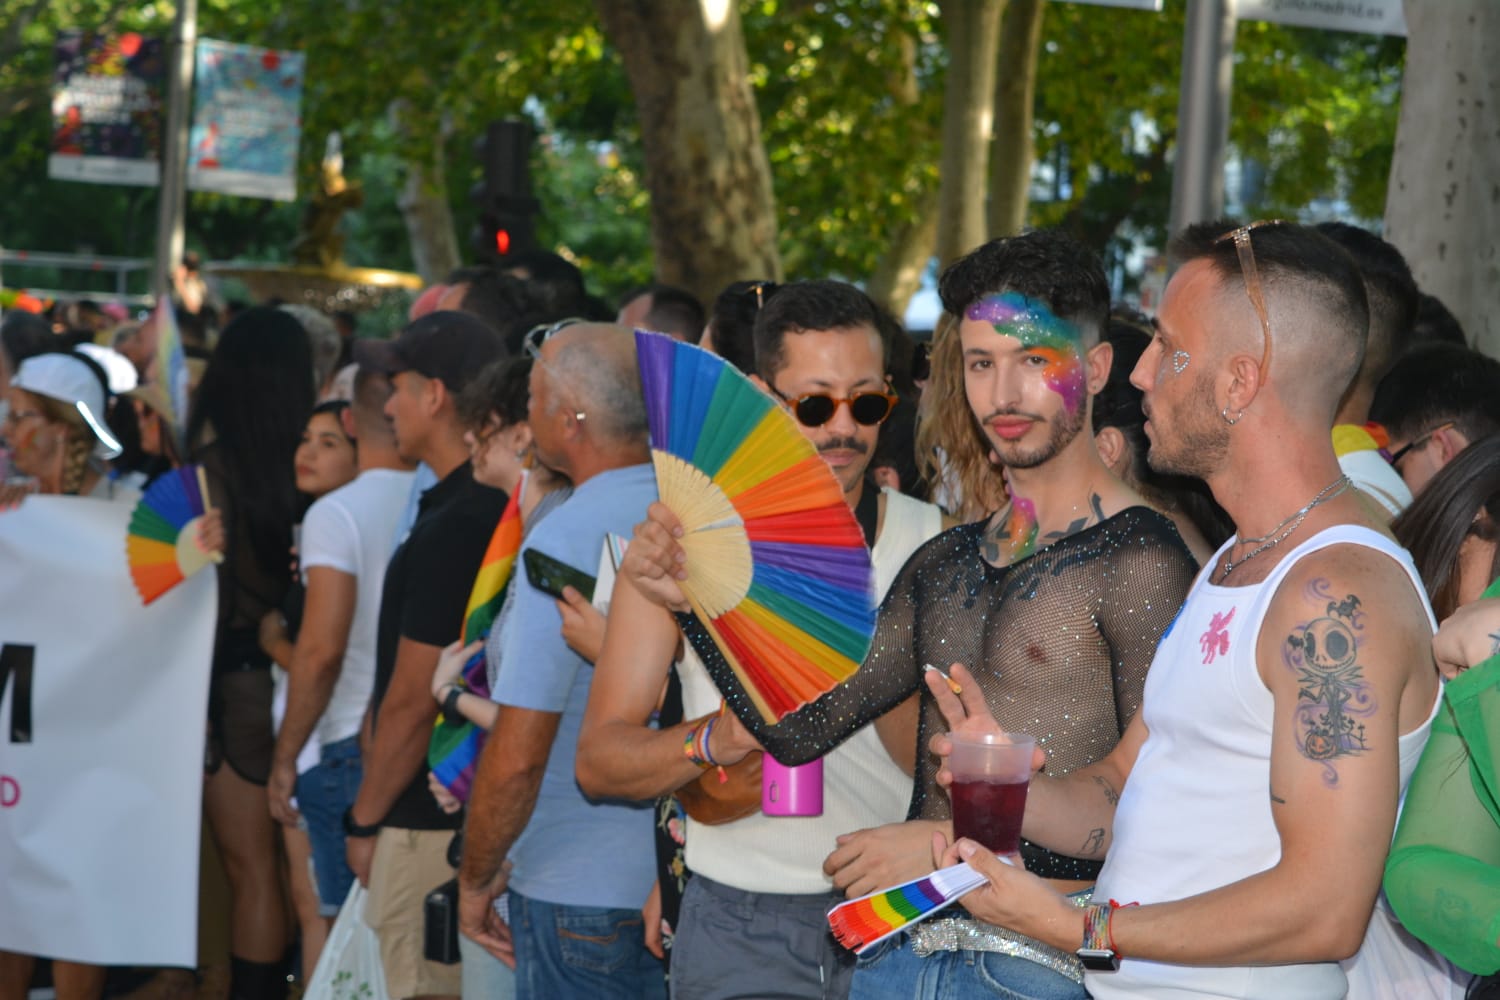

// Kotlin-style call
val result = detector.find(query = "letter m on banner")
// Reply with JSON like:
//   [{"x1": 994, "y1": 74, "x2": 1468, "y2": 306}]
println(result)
[{"x1": 0, "y1": 644, "x2": 34, "y2": 743}]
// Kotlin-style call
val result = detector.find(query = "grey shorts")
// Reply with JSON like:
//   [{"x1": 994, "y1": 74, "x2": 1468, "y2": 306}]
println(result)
[{"x1": 668, "y1": 873, "x2": 854, "y2": 1000}]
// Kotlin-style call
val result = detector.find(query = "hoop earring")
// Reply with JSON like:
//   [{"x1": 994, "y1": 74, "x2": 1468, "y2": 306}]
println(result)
[{"x1": 1220, "y1": 405, "x2": 1243, "y2": 426}]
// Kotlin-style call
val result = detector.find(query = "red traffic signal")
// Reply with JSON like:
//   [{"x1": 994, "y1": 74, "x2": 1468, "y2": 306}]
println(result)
[{"x1": 496, "y1": 229, "x2": 511, "y2": 256}]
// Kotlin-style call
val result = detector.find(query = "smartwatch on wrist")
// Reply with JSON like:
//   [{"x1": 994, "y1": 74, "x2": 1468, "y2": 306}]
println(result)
[
  {"x1": 442, "y1": 685, "x2": 465, "y2": 720},
  {"x1": 342, "y1": 806, "x2": 381, "y2": 839}
]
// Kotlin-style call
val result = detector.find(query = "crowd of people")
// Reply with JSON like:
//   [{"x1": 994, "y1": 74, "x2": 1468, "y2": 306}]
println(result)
[{"x1": 0, "y1": 221, "x2": 1497, "y2": 1000}]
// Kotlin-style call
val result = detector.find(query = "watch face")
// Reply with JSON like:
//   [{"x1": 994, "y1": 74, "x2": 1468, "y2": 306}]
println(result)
[{"x1": 1077, "y1": 948, "x2": 1119, "y2": 972}]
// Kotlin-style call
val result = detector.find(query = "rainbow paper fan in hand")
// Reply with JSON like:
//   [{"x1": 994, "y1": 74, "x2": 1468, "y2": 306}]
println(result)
[
  {"x1": 126, "y1": 464, "x2": 218, "y2": 605},
  {"x1": 828, "y1": 860, "x2": 990, "y2": 954},
  {"x1": 634, "y1": 330, "x2": 877, "y2": 731}
]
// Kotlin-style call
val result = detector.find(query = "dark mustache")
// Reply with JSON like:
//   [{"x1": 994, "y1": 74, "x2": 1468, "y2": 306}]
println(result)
[{"x1": 819, "y1": 437, "x2": 869, "y2": 455}]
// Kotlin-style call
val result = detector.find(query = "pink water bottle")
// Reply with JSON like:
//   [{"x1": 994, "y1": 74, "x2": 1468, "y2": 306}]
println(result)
[{"x1": 762, "y1": 754, "x2": 823, "y2": 816}]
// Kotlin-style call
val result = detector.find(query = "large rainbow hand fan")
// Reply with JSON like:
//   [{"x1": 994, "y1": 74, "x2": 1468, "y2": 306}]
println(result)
[
  {"x1": 126, "y1": 464, "x2": 219, "y2": 605},
  {"x1": 634, "y1": 330, "x2": 877, "y2": 731}
]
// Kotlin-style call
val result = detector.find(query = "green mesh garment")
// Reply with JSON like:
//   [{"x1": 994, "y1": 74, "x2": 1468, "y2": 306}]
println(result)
[{"x1": 1385, "y1": 579, "x2": 1500, "y2": 977}]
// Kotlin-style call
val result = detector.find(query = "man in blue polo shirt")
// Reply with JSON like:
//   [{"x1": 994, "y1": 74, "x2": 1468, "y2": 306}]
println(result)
[{"x1": 458, "y1": 323, "x2": 662, "y2": 999}]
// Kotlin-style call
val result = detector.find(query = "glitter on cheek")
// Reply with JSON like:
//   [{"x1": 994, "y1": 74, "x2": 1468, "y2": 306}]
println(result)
[{"x1": 967, "y1": 291, "x2": 1086, "y2": 414}]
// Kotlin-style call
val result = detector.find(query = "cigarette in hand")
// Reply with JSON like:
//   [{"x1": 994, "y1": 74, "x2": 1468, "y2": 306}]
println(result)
[{"x1": 924, "y1": 663, "x2": 963, "y2": 695}]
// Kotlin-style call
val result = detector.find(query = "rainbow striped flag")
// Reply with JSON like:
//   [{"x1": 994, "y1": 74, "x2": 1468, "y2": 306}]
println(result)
[
  {"x1": 428, "y1": 484, "x2": 524, "y2": 799},
  {"x1": 827, "y1": 860, "x2": 990, "y2": 954},
  {"x1": 461, "y1": 485, "x2": 523, "y2": 644},
  {"x1": 147, "y1": 297, "x2": 190, "y2": 453}
]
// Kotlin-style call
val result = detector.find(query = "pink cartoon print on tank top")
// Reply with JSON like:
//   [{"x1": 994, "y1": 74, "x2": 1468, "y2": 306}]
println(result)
[{"x1": 1200, "y1": 607, "x2": 1236, "y2": 664}]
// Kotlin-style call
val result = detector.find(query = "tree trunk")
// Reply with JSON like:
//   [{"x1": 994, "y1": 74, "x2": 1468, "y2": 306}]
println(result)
[
  {"x1": 987, "y1": 0, "x2": 1044, "y2": 238},
  {"x1": 867, "y1": 32, "x2": 937, "y2": 321},
  {"x1": 390, "y1": 102, "x2": 459, "y2": 284},
  {"x1": 1384, "y1": 0, "x2": 1500, "y2": 354},
  {"x1": 594, "y1": 0, "x2": 781, "y2": 307},
  {"x1": 867, "y1": 188, "x2": 940, "y2": 321},
  {"x1": 935, "y1": 0, "x2": 1006, "y2": 267}
]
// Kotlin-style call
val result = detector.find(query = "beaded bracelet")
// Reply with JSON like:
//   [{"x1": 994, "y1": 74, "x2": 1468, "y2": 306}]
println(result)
[
  {"x1": 1082, "y1": 898, "x2": 1135, "y2": 955},
  {"x1": 682, "y1": 722, "x2": 712, "y2": 769}
]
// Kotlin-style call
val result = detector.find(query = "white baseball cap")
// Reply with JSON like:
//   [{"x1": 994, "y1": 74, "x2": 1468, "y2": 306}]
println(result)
[
  {"x1": 10, "y1": 352, "x2": 124, "y2": 458},
  {"x1": 75, "y1": 342, "x2": 140, "y2": 394}
]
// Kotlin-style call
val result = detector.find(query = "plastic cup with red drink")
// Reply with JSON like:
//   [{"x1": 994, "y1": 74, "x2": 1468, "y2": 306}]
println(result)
[{"x1": 948, "y1": 732, "x2": 1036, "y2": 855}]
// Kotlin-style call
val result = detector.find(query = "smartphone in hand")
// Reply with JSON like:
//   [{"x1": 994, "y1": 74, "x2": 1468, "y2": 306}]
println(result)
[{"x1": 523, "y1": 548, "x2": 597, "y2": 603}]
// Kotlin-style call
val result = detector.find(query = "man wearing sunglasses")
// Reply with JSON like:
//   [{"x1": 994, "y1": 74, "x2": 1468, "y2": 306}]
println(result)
[
  {"x1": 917, "y1": 221, "x2": 1450, "y2": 999},
  {"x1": 576, "y1": 279, "x2": 947, "y2": 999}
]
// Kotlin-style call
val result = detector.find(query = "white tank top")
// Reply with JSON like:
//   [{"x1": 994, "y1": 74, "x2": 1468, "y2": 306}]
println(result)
[
  {"x1": 1089, "y1": 525, "x2": 1441, "y2": 1000},
  {"x1": 680, "y1": 489, "x2": 944, "y2": 894}
]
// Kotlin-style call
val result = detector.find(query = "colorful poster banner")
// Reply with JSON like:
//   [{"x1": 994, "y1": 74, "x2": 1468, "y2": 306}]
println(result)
[
  {"x1": 0, "y1": 496, "x2": 216, "y2": 966},
  {"x1": 1235, "y1": 0, "x2": 1406, "y2": 36},
  {"x1": 49, "y1": 31, "x2": 166, "y2": 186},
  {"x1": 188, "y1": 39, "x2": 305, "y2": 201}
]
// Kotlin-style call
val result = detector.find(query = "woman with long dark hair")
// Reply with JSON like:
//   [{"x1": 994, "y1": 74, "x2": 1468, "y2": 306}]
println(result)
[{"x1": 190, "y1": 307, "x2": 314, "y2": 1000}]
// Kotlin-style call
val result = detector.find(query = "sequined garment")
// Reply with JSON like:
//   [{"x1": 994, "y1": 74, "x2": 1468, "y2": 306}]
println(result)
[{"x1": 681, "y1": 506, "x2": 1197, "y2": 880}]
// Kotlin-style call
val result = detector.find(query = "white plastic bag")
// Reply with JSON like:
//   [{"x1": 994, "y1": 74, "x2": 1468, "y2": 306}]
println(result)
[{"x1": 304, "y1": 883, "x2": 391, "y2": 1000}]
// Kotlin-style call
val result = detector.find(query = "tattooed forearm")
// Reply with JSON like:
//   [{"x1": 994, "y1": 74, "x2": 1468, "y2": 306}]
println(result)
[
  {"x1": 1092, "y1": 773, "x2": 1119, "y2": 807},
  {"x1": 1284, "y1": 582, "x2": 1376, "y2": 787},
  {"x1": 1081, "y1": 827, "x2": 1106, "y2": 856}
]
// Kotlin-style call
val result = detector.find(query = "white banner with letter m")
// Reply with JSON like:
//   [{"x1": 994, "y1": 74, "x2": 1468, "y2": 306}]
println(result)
[{"x1": 0, "y1": 495, "x2": 216, "y2": 966}]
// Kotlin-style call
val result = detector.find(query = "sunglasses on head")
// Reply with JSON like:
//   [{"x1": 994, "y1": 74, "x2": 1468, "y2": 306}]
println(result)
[
  {"x1": 522, "y1": 317, "x2": 587, "y2": 359},
  {"x1": 768, "y1": 384, "x2": 898, "y2": 428},
  {"x1": 1215, "y1": 219, "x2": 1286, "y2": 382}
]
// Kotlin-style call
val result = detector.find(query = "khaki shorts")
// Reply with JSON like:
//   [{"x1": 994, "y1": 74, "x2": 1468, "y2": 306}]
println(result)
[{"x1": 365, "y1": 827, "x2": 462, "y2": 999}]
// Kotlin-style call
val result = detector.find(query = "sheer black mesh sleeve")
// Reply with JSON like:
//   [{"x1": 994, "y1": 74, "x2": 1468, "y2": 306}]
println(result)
[{"x1": 679, "y1": 507, "x2": 1197, "y2": 878}]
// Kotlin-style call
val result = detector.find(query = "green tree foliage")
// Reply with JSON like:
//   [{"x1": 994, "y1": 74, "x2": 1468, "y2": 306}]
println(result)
[{"x1": 0, "y1": 0, "x2": 1406, "y2": 303}]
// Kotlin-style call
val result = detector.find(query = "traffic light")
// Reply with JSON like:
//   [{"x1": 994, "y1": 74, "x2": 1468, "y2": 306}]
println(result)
[{"x1": 470, "y1": 120, "x2": 539, "y2": 265}]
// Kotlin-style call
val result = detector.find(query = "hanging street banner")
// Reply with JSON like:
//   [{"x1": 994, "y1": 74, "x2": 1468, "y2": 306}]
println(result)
[
  {"x1": 188, "y1": 39, "x2": 306, "y2": 201},
  {"x1": 1236, "y1": 0, "x2": 1406, "y2": 36},
  {"x1": 49, "y1": 31, "x2": 166, "y2": 186},
  {"x1": 0, "y1": 496, "x2": 217, "y2": 966}
]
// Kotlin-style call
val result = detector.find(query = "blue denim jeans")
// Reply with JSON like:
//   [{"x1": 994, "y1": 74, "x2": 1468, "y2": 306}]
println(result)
[
  {"x1": 849, "y1": 933, "x2": 1087, "y2": 1000},
  {"x1": 295, "y1": 734, "x2": 362, "y2": 916},
  {"x1": 508, "y1": 891, "x2": 666, "y2": 1000}
]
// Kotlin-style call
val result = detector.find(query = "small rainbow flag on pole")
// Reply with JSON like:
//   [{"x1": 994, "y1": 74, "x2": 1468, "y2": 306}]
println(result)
[
  {"x1": 461, "y1": 485, "x2": 524, "y2": 644},
  {"x1": 827, "y1": 860, "x2": 991, "y2": 954}
]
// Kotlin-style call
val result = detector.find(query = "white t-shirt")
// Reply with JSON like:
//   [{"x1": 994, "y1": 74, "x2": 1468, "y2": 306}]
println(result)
[
  {"x1": 681, "y1": 488, "x2": 945, "y2": 893},
  {"x1": 299, "y1": 468, "x2": 415, "y2": 746}
]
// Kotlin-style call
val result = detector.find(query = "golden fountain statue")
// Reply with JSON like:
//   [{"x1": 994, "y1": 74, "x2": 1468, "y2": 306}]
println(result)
[{"x1": 209, "y1": 133, "x2": 422, "y2": 311}]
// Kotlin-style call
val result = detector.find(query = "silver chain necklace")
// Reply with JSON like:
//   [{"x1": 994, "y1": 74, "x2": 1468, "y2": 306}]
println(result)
[{"x1": 1216, "y1": 475, "x2": 1352, "y2": 583}]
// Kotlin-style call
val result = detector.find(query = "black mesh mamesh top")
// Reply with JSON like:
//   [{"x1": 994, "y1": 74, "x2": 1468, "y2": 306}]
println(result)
[{"x1": 681, "y1": 506, "x2": 1198, "y2": 880}]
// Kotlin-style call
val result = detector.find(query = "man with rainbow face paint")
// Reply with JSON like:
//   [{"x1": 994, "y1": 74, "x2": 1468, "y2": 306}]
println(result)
[{"x1": 618, "y1": 230, "x2": 1199, "y2": 1000}]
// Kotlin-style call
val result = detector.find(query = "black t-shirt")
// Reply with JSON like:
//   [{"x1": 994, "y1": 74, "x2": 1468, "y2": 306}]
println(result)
[{"x1": 372, "y1": 461, "x2": 507, "y2": 830}]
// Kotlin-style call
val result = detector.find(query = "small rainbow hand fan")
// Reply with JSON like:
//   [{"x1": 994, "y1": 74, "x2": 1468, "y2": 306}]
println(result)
[
  {"x1": 126, "y1": 464, "x2": 220, "y2": 605},
  {"x1": 634, "y1": 331, "x2": 877, "y2": 733},
  {"x1": 827, "y1": 860, "x2": 992, "y2": 954}
]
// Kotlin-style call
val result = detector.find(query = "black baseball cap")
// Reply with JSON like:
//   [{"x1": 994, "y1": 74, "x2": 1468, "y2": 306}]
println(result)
[{"x1": 354, "y1": 310, "x2": 504, "y2": 394}]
